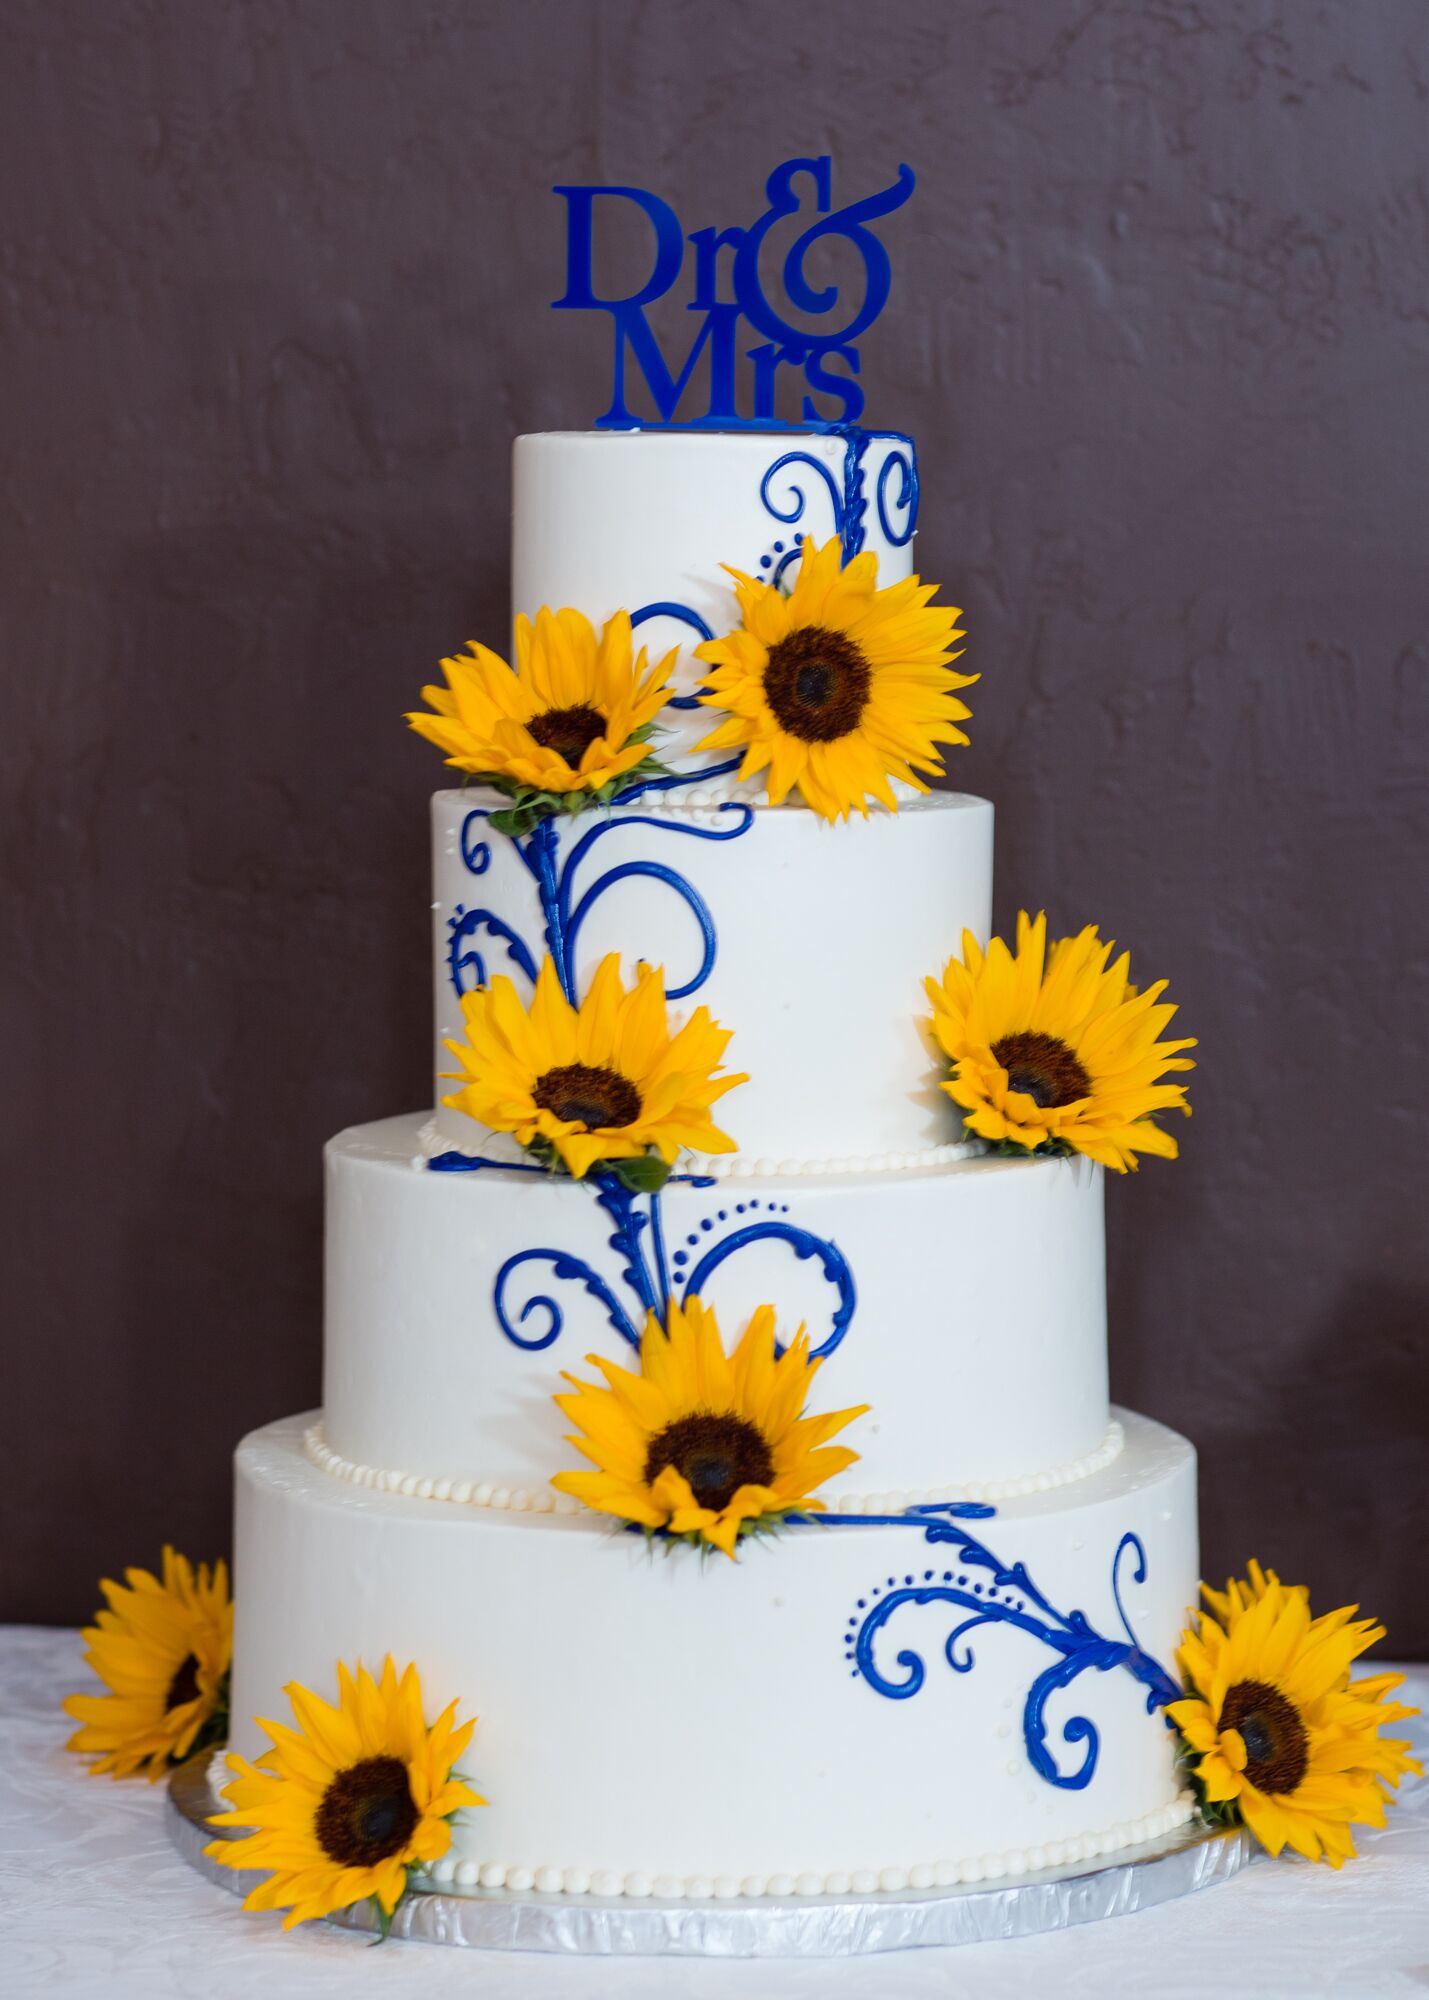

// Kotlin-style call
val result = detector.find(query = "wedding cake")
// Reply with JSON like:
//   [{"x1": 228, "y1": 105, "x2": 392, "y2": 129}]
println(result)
[{"x1": 223, "y1": 422, "x2": 1203, "y2": 1899}]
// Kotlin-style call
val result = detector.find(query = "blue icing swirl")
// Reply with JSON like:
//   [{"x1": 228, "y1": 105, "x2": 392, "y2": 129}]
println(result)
[{"x1": 843, "y1": 1523, "x2": 1181, "y2": 1791}]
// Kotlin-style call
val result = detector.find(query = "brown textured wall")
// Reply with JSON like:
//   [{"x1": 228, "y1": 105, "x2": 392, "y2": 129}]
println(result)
[{"x1": 3, "y1": 1, "x2": 1426, "y2": 1644}]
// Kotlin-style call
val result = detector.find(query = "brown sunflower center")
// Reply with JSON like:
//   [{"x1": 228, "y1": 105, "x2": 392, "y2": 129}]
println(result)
[
  {"x1": 1220, "y1": 1679, "x2": 1310, "y2": 1796},
  {"x1": 314, "y1": 1755, "x2": 420, "y2": 1867},
  {"x1": 762, "y1": 625, "x2": 872, "y2": 743},
  {"x1": 528, "y1": 702, "x2": 607, "y2": 768},
  {"x1": 533, "y1": 1061, "x2": 642, "y2": 1130},
  {"x1": 644, "y1": 1411, "x2": 776, "y2": 1514},
  {"x1": 165, "y1": 1653, "x2": 201, "y2": 1712},
  {"x1": 991, "y1": 1030, "x2": 1092, "y2": 1109}
]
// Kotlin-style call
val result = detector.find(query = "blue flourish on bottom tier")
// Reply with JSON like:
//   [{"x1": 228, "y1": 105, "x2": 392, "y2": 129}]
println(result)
[{"x1": 832, "y1": 1509, "x2": 1181, "y2": 1792}]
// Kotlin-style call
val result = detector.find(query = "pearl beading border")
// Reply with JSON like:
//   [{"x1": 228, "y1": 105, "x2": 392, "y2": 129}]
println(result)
[
  {"x1": 304, "y1": 1424, "x2": 583, "y2": 1513},
  {"x1": 206, "y1": 1748, "x2": 1192, "y2": 1903},
  {"x1": 415, "y1": 1117, "x2": 984, "y2": 1181},
  {"x1": 413, "y1": 1794, "x2": 1196, "y2": 1901},
  {"x1": 831, "y1": 1419, "x2": 1124, "y2": 1509},
  {"x1": 302, "y1": 1419, "x2": 1124, "y2": 1517}
]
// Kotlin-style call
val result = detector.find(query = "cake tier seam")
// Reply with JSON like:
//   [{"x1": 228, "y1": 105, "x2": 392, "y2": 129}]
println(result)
[
  {"x1": 415, "y1": 1115, "x2": 987, "y2": 1180},
  {"x1": 302, "y1": 1418, "x2": 1125, "y2": 1515}
]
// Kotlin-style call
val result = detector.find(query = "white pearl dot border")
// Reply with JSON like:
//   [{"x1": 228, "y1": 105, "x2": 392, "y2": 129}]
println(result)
[
  {"x1": 302, "y1": 1425, "x2": 583, "y2": 1514},
  {"x1": 302, "y1": 1418, "x2": 1124, "y2": 1517},
  {"x1": 413, "y1": 1792, "x2": 1195, "y2": 1901},
  {"x1": 832, "y1": 1420, "x2": 1125, "y2": 1512},
  {"x1": 415, "y1": 1117, "x2": 984, "y2": 1182}
]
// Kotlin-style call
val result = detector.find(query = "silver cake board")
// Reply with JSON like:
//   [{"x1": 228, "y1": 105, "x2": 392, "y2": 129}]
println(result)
[{"x1": 170, "y1": 1754, "x2": 1260, "y2": 1956}]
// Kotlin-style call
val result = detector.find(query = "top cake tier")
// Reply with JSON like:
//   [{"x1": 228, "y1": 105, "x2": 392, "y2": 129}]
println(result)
[{"x1": 513, "y1": 428, "x2": 920, "y2": 769}]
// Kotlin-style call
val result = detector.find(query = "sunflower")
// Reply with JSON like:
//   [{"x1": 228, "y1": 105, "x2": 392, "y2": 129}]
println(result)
[
  {"x1": 443, "y1": 952, "x2": 745, "y2": 1185},
  {"x1": 63, "y1": 1546, "x2": 232, "y2": 1781},
  {"x1": 551, "y1": 1295, "x2": 867, "y2": 1557},
  {"x1": 1168, "y1": 1569, "x2": 1421, "y2": 1867},
  {"x1": 407, "y1": 606, "x2": 676, "y2": 828},
  {"x1": 207, "y1": 1658, "x2": 483, "y2": 1929},
  {"x1": 693, "y1": 534, "x2": 974, "y2": 821},
  {"x1": 925, "y1": 910, "x2": 1196, "y2": 1171}
]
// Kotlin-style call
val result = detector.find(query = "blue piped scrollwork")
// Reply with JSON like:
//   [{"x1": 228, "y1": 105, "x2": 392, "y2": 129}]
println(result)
[
  {"x1": 843, "y1": 1522, "x2": 1181, "y2": 1791},
  {"x1": 447, "y1": 769, "x2": 751, "y2": 1009},
  {"x1": 756, "y1": 428, "x2": 917, "y2": 573},
  {"x1": 875, "y1": 445, "x2": 918, "y2": 546},
  {"x1": 683, "y1": 1219, "x2": 856, "y2": 1360},
  {"x1": 761, "y1": 449, "x2": 849, "y2": 555},
  {"x1": 429, "y1": 1154, "x2": 857, "y2": 1364}
]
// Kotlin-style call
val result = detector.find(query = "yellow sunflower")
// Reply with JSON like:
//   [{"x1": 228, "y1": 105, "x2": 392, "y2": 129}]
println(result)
[
  {"x1": 693, "y1": 534, "x2": 974, "y2": 821},
  {"x1": 1168, "y1": 1569, "x2": 1421, "y2": 1867},
  {"x1": 407, "y1": 606, "x2": 676, "y2": 815},
  {"x1": 1201, "y1": 1557, "x2": 1307, "y2": 1624},
  {"x1": 443, "y1": 952, "x2": 745, "y2": 1183},
  {"x1": 925, "y1": 910, "x2": 1196, "y2": 1171},
  {"x1": 552, "y1": 1295, "x2": 867, "y2": 1557},
  {"x1": 63, "y1": 1546, "x2": 232, "y2": 1781},
  {"x1": 207, "y1": 1657, "x2": 483, "y2": 1929}
]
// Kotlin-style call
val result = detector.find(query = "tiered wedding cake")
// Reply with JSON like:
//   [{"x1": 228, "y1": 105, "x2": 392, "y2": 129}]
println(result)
[{"x1": 226, "y1": 427, "x2": 1199, "y2": 1898}]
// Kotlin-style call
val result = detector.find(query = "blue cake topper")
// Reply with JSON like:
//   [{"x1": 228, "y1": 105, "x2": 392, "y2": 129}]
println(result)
[{"x1": 553, "y1": 158, "x2": 915, "y2": 428}]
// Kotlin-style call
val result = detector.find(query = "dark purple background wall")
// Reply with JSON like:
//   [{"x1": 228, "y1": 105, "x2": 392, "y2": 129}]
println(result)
[{"x1": 3, "y1": 2, "x2": 1426, "y2": 1643}]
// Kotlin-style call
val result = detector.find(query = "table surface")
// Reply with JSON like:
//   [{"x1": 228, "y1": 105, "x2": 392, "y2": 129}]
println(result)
[{"x1": 3, "y1": 1627, "x2": 1426, "y2": 1999}]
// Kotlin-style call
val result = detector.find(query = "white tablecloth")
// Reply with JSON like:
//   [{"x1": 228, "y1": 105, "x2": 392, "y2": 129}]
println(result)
[{"x1": 3, "y1": 1626, "x2": 1426, "y2": 1998}]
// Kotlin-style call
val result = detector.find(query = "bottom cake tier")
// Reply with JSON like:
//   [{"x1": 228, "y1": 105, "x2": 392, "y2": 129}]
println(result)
[{"x1": 227, "y1": 1410, "x2": 1198, "y2": 1896}]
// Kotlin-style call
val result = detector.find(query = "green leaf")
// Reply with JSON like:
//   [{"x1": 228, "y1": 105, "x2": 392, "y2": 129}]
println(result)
[
  {"x1": 608, "y1": 1153, "x2": 673, "y2": 1194},
  {"x1": 1174, "y1": 1738, "x2": 1245, "y2": 1832},
  {"x1": 983, "y1": 1136, "x2": 1077, "y2": 1162}
]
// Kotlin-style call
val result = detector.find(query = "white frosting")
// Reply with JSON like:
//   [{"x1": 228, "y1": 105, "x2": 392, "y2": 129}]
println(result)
[
  {"x1": 322, "y1": 1114, "x2": 1111, "y2": 1504},
  {"x1": 431, "y1": 787, "x2": 994, "y2": 1168},
  {"x1": 511, "y1": 429, "x2": 919, "y2": 765},
  {"x1": 228, "y1": 1412, "x2": 1199, "y2": 1890},
  {"x1": 302, "y1": 1417, "x2": 1126, "y2": 1514}
]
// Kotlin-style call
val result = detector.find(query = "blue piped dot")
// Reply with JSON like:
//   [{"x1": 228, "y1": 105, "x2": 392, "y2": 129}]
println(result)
[
  {"x1": 904, "y1": 1574, "x2": 914, "y2": 1586},
  {"x1": 759, "y1": 554, "x2": 772, "y2": 569},
  {"x1": 924, "y1": 1569, "x2": 934, "y2": 1580},
  {"x1": 672, "y1": 1251, "x2": 687, "y2": 1267},
  {"x1": 942, "y1": 1571, "x2": 953, "y2": 1582},
  {"x1": 717, "y1": 1210, "x2": 727, "y2": 1221},
  {"x1": 735, "y1": 1203, "x2": 746, "y2": 1214},
  {"x1": 856, "y1": 1599, "x2": 866, "y2": 1609},
  {"x1": 774, "y1": 540, "x2": 784, "y2": 551},
  {"x1": 887, "y1": 1577, "x2": 896, "y2": 1587},
  {"x1": 700, "y1": 1218, "x2": 714, "y2": 1232},
  {"x1": 973, "y1": 1583, "x2": 983, "y2": 1595}
]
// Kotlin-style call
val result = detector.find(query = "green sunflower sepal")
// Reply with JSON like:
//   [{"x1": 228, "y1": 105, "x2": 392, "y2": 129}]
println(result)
[
  {"x1": 518, "y1": 1133, "x2": 674, "y2": 1195},
  {"x1": 980, "y1": 1134, "x2": 1078, "y2": 1163},
  {"x1": 475, "y1": 731, "x2": 670, "y2": 838},
  {"x1": 635, "y1": 1506, "x2": 802, "y2": 1560}
]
